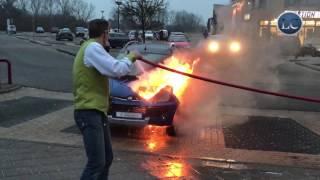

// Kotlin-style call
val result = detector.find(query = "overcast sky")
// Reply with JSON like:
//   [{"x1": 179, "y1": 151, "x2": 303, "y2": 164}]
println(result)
[{"x1": 87, "y1": 0, "x2": 230, "y2": 22}]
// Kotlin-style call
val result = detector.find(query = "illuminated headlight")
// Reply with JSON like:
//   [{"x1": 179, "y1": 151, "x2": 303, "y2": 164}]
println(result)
[
  {"x1": 229, "y1": 41, "x2": 241, "y2": 53},
  {"x1": 317, "y1": 48, "x2": 320, "y2": 52},
  {"x1": 208, "y1": 41, "x2": 220, "y2": 53}
]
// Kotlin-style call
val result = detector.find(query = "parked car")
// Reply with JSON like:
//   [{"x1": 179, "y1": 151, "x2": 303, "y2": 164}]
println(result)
[
  {"x1": 145, "y1": 30, "x2": 154, "y2": 40},
  {"x1": 75, "y1": 27, "x2": 86, "y2": 37},
  {"x1": 50, "y1": 27, "x2": 59, "y2": 33},
  {"x1": 168, "y1": 35, "x2": 191, "y2": 48},
  {"x1": 170, "y1": 32, "x2": 185, "y2": 36},
  {"x1": 110, "y1": 28, "x2": 122, "y2": 33},
  {"x1": 35, "y1": 26, "x2": 45, "y2": 33},
  {"x1": 295, "y1": 38, "x2": 320, "y2": 58},
  {"x1": 128, "y1": 30, "x2": 136, "y2": 40},
  {"x1": 108, "y1": 42, "x2": 178, "y2": 136},
  {"x1": 156, "y1": 29, "x2": 169, "y2": 41},
  {"x1": 7, "y1": 25, "x2": 16, "y2": 34},
  {"x1": 109, "y1": 32, "x2": 130, "y2": 48},
  {"x1": 56, "y1": 28, "x2": 73, "y2": 41}
]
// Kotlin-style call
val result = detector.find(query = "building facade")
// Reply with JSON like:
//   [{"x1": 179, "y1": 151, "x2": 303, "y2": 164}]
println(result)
[{"x1": 231, "y1": 0, "x2": 320, "y2": 44}]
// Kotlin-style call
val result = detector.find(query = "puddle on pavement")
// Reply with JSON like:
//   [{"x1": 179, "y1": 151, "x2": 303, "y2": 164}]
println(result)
[{"x1": 141, "y1": 156, "x2": 196, "y2": 179}]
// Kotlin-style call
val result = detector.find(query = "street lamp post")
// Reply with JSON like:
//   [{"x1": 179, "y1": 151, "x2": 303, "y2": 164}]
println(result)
[
  {"x1": 101, "y1": 10, "x2": 105, "y2": 19},
  {"x1": 115, "y1": 0, "x2": 122, "y2": 32}
]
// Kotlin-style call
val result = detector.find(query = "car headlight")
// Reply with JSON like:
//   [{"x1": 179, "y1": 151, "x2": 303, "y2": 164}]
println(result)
[
  {"x1": 229, "y1": 41, "x2": 241, "y2": 53},
  {"x1": 208, "y1": 41, "x2": 220, "y2": 53}
]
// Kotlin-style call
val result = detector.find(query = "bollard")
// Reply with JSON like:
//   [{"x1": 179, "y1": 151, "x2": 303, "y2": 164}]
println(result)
[{"x1": 0, "y1": 59, "x2": 12, "y2": 84}]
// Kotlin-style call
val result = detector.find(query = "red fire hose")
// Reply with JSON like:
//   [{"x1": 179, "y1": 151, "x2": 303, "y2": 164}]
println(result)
[{"x1": 138, "y1": 58, "x2": 320, "y2": 104}]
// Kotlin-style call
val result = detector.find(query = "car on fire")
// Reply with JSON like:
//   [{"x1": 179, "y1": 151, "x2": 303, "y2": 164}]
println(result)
[{"x1": 108, "y1": 42, "x2": 179, "y2": 136}]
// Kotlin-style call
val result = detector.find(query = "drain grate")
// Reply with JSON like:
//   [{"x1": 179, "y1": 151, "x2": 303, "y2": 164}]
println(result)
[
  {"x1": 0, "y1": 96, "x2": 72, "y2": 127},
  {"x1": 223, "y1": 116, "x2": 320, "y2": 154}
]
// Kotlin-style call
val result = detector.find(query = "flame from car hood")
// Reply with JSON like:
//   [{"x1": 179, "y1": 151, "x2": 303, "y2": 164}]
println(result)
[{"x1": 129, "y1": 55, "x2": 198, "y2": 102}]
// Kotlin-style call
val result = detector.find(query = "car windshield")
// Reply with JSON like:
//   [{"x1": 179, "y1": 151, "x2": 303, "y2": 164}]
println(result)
[
  {"x1": 110, "y1": 33, "x2": 127, "y2": 37},
  {"x1": 169, "y1": 36, "x2": 188, "y2": 42},
  {"x1": 117, "y1": 52, "x2": 169, "y2": 77},
  {"x1": 61, "y1": 28, "x2": 70, "y2": 32},
  {"x1": 76, "y1": 27, "x2": 85, "y2": 31}
]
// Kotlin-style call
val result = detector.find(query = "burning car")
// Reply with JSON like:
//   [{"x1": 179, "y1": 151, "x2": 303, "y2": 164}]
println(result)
[
  {"x1": 108, "y1": 42, "x2": 197, "y2": 136},
  {"x1": 108, "y1": 42, "x2": 188, "y2": 136}
]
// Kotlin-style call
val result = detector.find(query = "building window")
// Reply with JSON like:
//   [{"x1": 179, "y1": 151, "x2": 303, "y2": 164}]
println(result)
[
  {"x1": 259, "y1": 0, "x2": 267, "y2": 9},
  {"x1": 260, "y1": 20, "x2": 269, "y2": 26},
  {"x1": 244, "y1": 13, "x2": 251, "y2": 21},
  {"x1": 302, "y1": 0, "x2": 319, "y2": 6},
  {"x1": 285, "y1": 0, "x2": 299, "y2": 7},
  {"x1": 304, "y1": 20, "x2": 315, "y2": 26}
]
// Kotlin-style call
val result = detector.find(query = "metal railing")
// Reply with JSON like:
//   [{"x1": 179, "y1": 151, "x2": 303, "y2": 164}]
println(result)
[{"x1": 0, "y1": 59, "x2": 12, "y2": 84}]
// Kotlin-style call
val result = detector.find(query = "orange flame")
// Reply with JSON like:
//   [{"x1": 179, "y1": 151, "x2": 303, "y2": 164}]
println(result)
[
  {"x1": 130, "y1": 55, "x2": 198, "y2": 101},
  {"x1": 144, "y1": 125, "x2": 168, "y2": 152},
  {"x1": 165, "y1": 162, "x2": 184, "y2": 177}
]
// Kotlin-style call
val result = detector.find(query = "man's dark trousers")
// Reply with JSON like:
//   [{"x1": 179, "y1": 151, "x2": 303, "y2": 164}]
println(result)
[{"x1": 74, "y1": 110, "x2": 113, "y2": 180}]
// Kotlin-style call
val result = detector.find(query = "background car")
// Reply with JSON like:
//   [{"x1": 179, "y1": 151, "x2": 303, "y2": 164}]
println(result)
[
  {"x1": 202, "y1": 34, "x2": 243, "y2": 57},
  {"x1": 109, "y1": 32, "x2": 130, "y2": 48},
  {"x1": 295, "y1": 38, "x2": 320, "y2": 58},
  {"x1": 50, "y1": 27, "x2": 59, "y2": 33},
  {"x1": 168, "y1": 35, "x2": 191, "y2": 48},
  {"x1": 145, "y1": 30, "x2": 154, "y2": 40},
  {"x1": 108, "y1": 42, "x2": 178, "y2": 136},
  {"x1": 35, "y1": 26, "x2": 45, "y2": 33},
  {"x1": 56, "y1": 28, "x2": 73, "y2": 41},
  {"x1": 7, "y1": 25, "x2": 16, "y2": 34},
  {"x1": 75, "y1": 27, "x2": 85, "y2": 37},
  {"x1": 170, "y1": 32, "x2": 185, "y2": 36},
  {"x1": 128, "y1": 30, "x2": 136, "y2": 40}
]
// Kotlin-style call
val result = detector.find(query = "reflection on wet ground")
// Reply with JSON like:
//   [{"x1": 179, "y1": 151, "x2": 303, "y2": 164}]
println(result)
[
  {"x1": 141, "y1": 156, "x2": 197, "y2": 179},
  {"x1": 63, "y1": 114, "x2": 320, "y2": 170}
]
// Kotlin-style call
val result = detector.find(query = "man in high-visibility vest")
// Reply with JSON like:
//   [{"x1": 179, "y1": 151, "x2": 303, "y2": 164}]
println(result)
[{"x1": 73, "y1": 19, "x2": 140, "y2": 180}]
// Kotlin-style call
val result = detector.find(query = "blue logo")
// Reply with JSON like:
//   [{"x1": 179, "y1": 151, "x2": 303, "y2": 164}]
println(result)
[{"x1": 277, "y1": 11, "x2": 303, "y2": 35}]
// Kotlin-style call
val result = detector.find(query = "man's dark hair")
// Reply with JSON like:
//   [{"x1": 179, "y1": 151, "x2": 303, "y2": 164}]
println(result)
[{"x1": 89, "y1": 19, "x2": 109, "y2": 38}]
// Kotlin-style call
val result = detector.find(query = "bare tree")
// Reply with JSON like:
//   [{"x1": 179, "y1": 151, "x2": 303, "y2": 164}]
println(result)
[
  {"x1": 73, "y1": 0, "x2": 95, "y2": 22},
  {"x1": 42, "y1": 0, "x2": 58, "y2": 28},
  {"x1": 43, "y1": 0, "x2": 58, "y2": 16},
  {"x1": 170, "y1": 10, "x2": 203, "y2": 32},
  {"x1": 0, "y1": 0, "x2": 16, "y2": 7},
  {"x1": 121, "y1": 0, "x2": 167, "y2": 42},
  {"x1": 30, "y1": 0, "x2": 43, "y2": 31},
  {"x1": 57, "y1": 0, "x2": 73, "y2": 16},
  {"x1": 16, "y1": 0, "x2": 28, "y2": 12}
]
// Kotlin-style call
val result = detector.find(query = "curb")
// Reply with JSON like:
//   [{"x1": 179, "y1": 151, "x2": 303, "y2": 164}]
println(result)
[
  {"x1": 15, "y1": 36, "x2": 29, "y2": 41},
  {"x1": 56, "y1": 49, "x2": 76, "y2": 56},
  {"x1": 296, "y1": 62, "x2": 320, "y2": 72},
  {"x1": 29, "y1": 40, "x2": 51, "y2": 47},
  {"x1": 0, "y1": 84, "x2": 22, "y2": 94}
]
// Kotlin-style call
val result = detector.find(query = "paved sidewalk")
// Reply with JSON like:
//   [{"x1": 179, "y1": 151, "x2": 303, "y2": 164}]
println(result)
[
  {"x1": 1, "y1": 87, "x2": 320, "y2": 179},
  {"x1": 292, "y1": 56, "x2": 320, "y2": 71},
  {"x1": 1, "y1": 138, "x2": 320, "y2": 180}
]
